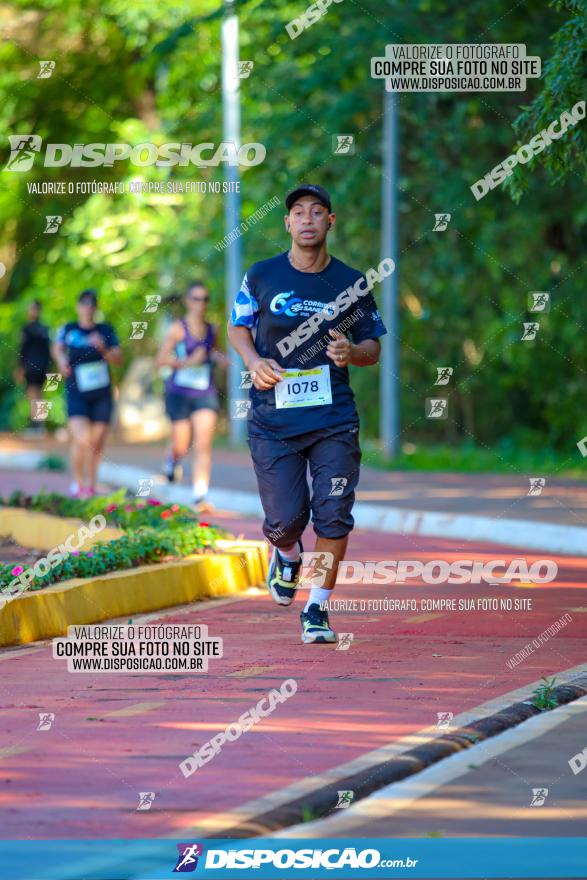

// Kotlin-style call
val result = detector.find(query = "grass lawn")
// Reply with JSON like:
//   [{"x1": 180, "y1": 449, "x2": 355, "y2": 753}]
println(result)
[{"x1": 362, "y1": 441, "x2": 587, "y2": 478}]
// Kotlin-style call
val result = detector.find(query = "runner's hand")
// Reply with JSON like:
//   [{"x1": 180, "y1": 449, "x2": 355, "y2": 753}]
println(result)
[
  {"x1": 88, "y1": 331, "x2": 106, "y2": 353},
  {"x1": 249, "y1": 357, "x2": 283, "y2": 390},
  {"x1": 326, "y1": 330, "x2": 352, "y2": 368}
]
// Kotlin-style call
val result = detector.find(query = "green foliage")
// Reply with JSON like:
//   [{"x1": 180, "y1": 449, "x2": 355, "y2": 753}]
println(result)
[
  {"x1": 507, "y1": 0, "x2": 587, "y2": 198},
  {"x1": 530, "y1": 676, "x2": 559, "y2": 710},
  {"x1": 0, "y1": 0, "x2": 585, "y2": 452},
  {"x1": 0, "y1": 490, "x2": 227, "y2": 592},
  {"x1": 37, "y1": 454, "x2": 67, "y2": 471},
  {"x1": 364, "y1": 441, "x2": 585, "y2": 476}
]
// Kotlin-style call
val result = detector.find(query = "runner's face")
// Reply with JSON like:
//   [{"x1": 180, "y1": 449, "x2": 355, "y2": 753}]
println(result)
[
  {"x1": 76, "y1": 299, "x2": 96, "y2": 323},
  {"x1": 286, "y1": 196, "x2": 334, "y2": 247},
  {"x1": 185, "y1": 286, "x2": 209, "y2": 316}
]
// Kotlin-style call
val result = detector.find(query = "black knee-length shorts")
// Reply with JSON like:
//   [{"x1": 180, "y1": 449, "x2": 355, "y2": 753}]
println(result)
[{"x1": 248, "y1": 424, "x2": 361, "y2": 549}]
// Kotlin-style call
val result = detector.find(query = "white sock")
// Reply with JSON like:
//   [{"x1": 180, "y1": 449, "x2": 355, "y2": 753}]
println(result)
[
  {"x1": 305, "y1": 586, "x2": 331, "y2": 612},
  {"x1": 277, "y1": 543, "x2": 300, "y2": 562},
  {"x1": 193, "y1": 479, "x2": 208, "y2": 499}
]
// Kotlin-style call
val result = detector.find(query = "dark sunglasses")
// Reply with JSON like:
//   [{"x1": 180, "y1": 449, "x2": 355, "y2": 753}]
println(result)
[{"x1": 188, "y1": 295, "x2": 209, "y2": 303}]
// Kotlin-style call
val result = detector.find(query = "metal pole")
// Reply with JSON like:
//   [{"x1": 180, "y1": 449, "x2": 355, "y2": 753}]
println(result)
[
  {"x1": 222, "y1": 2, "x2": 245, "y2": 443},
  {"x1": 379, "y1": 88, "x2": 400, "y2": 458}
]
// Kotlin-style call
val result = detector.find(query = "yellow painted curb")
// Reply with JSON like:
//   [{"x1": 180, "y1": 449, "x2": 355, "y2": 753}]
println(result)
[
  {"x1": 0, "y1": 509, "x2": 268, "y2": 647},
  {"x1": 0, "y1": 507, "x2": 122, "y2": 548},
  {"x1": 215, "y1": 538, "x2": 268, "y2": 585}
]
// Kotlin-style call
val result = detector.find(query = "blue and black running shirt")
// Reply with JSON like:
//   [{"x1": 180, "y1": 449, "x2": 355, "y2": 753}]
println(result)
[{"x1": 230, "y1": 251, "x2": 387, "y2": 438}]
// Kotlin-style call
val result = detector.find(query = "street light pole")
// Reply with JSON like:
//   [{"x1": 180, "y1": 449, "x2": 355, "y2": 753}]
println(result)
[
  {"x1": 379, "y1": 88, "x2": 400, "y2": 458},
  {"x1": 222, "y1": 1, "x2": 245, "y2": 443}
]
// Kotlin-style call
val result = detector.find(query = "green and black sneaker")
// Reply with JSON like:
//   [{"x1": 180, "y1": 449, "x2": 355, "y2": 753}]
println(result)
[
  {"x1": 267, "y1": 541, "x2": 303, "y2": 606},
  {"x1": 300, "y1": 602, "x2": 337, "y2": 644}
]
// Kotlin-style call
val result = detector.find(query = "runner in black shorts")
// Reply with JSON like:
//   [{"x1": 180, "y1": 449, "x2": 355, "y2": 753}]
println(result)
[
  {"x1": 228, "y1": 184, "x2": 388, "y2": 644},
  {"x1": 53, "y1": 289, "x2": 122, "y2": 497},
  {"x1": 156, "y1": 280, "x2": 228, "y2": 506}
]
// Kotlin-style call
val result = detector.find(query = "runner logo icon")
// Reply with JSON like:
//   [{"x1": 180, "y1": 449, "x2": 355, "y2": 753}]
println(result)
[
  {"x1": 136, "y1": 792, "x2": 155, "y2": 811},
  {"x1": 173, "y1": 843, "x2": 203, "y2": 872},
  {"x1": 530, "y1": 788, "x2": 548, "y2": 807},
  {"x1": 37, "y1": 60, "x2": 56, "y2": 78},
  {"x1": 329, "y1": 477, "x2": 348, "y2": 496},
  {"x1": 4, "y1": 135, "x2": 42, "y2": 171},
  {"x1": 436, "y1": 711, "x2": 453, "y2": 729},
  {"x1": 336, "y1": 790, "x2": 355, "y2": 808},
  {"x1": 37, "y1": 712, "x2": 55, "y2": 731}
]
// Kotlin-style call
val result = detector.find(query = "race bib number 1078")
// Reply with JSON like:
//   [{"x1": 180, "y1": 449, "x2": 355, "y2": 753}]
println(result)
[{"x1": 274, "y1": 365, "x2": 332, "y2": 409}]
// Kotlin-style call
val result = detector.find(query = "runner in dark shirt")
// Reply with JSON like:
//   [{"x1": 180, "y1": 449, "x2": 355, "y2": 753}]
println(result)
[
  {"x1": 228, "y1": 184, "x2": 390, "y2": 644},
  {"x1": 17, "y1": 301, "x2": 51, "y2": 432},
  {"x1": 53, "y1": 289, "x2": 122, "y2": 497}
]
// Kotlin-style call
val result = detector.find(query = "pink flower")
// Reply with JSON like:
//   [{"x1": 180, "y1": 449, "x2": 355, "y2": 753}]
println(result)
[
  {"x1": 136, "y1": 502, "x2": 145, "y2": 508},
  {"x1": 71, "y1": 551, "x2": 79, "y2": 557},
  {"x1": 10, "y1": 565, "x2": 24, "y2": 576},
  {"x1": 170, "y1": 504, "x2": 180, "y2": 512},
  {"x1": 125, "y1": 505, "x2": 134, "y2": 511},
  {"x1": 105, "y1": 504, "x2": 118, "y2": 513},
  {"x1": 147, "y1": 499, "x2": 161, "y2": 506},
  {"x1": 87, "y1": 552, "x2": 94, "y2": 558}
]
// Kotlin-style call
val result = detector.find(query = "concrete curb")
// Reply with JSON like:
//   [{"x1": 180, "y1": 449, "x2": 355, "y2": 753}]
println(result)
[
  {"x1": 0, "y1": 508, "x2": 267, "y2": 647},
  {"x1": 0, "y1": 506, "x2": 123, "y2": 548},
  {"x1": 97, "y1": 460, "x2": 587, "y2": 556},
  {"x1": 206, "y1": 675, "x2": 587, "y2": 839},
  {"x1": 2, "y1": 452, "x2": 586, "y2": 554}
]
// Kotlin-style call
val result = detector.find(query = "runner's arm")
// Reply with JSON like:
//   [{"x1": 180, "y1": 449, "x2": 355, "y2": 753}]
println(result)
[
  {"x1": 103, "y1": 346, "x2": 123, "y2": 366},
  {"x1": 52, "y1": 339, "x2": 71, "y2": 377},
  {"x1": 326, "y1": 329, "x2": 380, "y2": 367},
  {"x1": 349, "y1": 338, "x2": 380, "y2": 366},
  {"x1": 210, "y1": 325, "x2": 230, "y2": 368},
  {"x1": 227, "y1": 323, "x2": 283, "y2": 389},
  {"x1": 155, "y1": 323, "x2": 185, "y2": 369},
  {"x1": 88, "y1": 331, "x2": 123, "y2": 366}
]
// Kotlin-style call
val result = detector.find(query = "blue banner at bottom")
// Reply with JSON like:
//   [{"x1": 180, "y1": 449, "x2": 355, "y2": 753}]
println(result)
[{"x1": 0, "y1": 838, "x2": 584, "y2": 880}]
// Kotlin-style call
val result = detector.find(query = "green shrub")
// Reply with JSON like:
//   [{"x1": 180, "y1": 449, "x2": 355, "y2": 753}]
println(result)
[{"x1": 0, "y1": 490, "x2": 228, "y2": 594}]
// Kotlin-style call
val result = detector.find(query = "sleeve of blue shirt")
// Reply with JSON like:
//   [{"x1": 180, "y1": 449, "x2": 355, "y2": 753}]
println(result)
[
  {"x1": 349, "y1": 285, "x2": 388, "y2": 344},
  {"x1": 230, "y1": 272, "x2": 260, "y2": 329},
  {"x1": 55, "y1": 324, "x2": 67, "y2": 345}
]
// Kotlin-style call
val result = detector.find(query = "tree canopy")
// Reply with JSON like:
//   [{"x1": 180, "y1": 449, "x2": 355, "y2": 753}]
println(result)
[{"x1": 1, "y1": 0, "x2": 585, "y2": 449}]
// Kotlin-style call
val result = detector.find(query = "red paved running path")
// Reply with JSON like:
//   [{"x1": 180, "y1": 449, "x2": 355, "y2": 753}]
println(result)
[{"x1": 1, "y1": 511, "x2": 586, "y2": 839}]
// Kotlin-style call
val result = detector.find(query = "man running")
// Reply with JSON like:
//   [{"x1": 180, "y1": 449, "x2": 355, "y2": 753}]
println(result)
[{"x1": 228, "y1": 184, "x2": 388, "y2": 644}]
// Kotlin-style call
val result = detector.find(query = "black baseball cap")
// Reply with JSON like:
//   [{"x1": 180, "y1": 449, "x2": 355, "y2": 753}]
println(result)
[
  {"x1": 78, "y1": 288, "x2": 98, "y2": 306},
  {"x1": 285, "y1": 184, "x2": 332, "y2": 213}
]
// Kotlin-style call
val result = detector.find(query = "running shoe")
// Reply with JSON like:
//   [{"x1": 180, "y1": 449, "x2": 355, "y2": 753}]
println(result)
[
  {"x1": 300, "y1": 603, "x2": 337, "y2": 644},
  {"x1": 267, "y1": 541, "x2": 303, "y2": 606},
  {"x1": 163, "y1": 457, "x2": 183, "y2": 483}
]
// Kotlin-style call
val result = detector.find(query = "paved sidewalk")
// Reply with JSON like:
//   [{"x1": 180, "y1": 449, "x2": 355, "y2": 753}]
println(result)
[
  {"x1": 1, "y1": 488, "x2": 586, "y2": 838},
  {"x1": 286, "y1": 695, "x2": 587, "y2": 840},
  {"x1": 1, "y1": 457, "x2": 586, "y2": 843},
  {"x1": 2, "y1": 432, "x2": 587, "y2": 527}
]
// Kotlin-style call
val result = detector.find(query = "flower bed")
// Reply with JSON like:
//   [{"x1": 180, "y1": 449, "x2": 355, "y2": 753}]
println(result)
[{"x1": 0, "y1": 489, "x2": 227, "y2": 595}]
